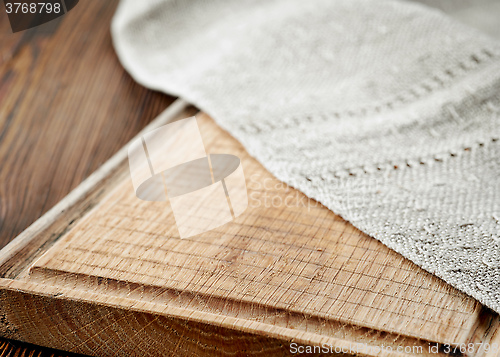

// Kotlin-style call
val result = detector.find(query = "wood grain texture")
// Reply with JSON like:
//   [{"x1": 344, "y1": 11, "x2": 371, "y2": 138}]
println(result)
[
  {"x1": 0, "y1": 0, "x2": 174, "y2": 249},
  {"x1": 0, "y1": 1, "x2": 174, "y2": 355},
  {"x1": 1, "y1": 111, "x2": 499, "y2": 357},
  {"x1": 0, "y1": 339, "x2": 87, "y2": 357},
  {"x1": 27, "y1": 113, "x2": 483, "y2": 344}
]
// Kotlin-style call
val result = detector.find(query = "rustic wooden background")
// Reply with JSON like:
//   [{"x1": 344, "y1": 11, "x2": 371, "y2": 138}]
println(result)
[{"x1": 0, "y1": 1, "x2": 174, "y2": 355}]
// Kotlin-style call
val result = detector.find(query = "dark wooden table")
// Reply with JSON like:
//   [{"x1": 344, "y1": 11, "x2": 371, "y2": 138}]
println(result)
[{"x1": 0, "y1": 1, "x2": 174, "y2": 355}]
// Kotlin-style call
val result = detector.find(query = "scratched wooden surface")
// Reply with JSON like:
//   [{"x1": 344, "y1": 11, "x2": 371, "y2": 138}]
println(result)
[
  {"x1": 28, "y1": 114, "x2": 482, "y2": 345},
  {"x1": 36, "y1": 112, "x2": 484, "y2": 336},
  {"x1": 0, "y1": 112, "x2": 498, "y2": 356},
  {"x1": 0, "y1": 0, "x2": 174, "y2": 355}
]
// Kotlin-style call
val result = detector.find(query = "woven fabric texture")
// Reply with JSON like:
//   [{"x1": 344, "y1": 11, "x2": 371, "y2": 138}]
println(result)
[{"x1": 112, "y1": 0, "x2": 500, "y2": 313}]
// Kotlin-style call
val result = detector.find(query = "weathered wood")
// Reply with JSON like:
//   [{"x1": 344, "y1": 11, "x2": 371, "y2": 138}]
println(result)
[{"x1": 0, "y1": 109, "x2": 498, "y2": 357}]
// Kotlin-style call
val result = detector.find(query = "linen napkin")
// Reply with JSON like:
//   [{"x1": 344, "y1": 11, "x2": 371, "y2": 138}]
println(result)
[{"x1": 112, "y1": 0, "x2": 500, "y2": 313}]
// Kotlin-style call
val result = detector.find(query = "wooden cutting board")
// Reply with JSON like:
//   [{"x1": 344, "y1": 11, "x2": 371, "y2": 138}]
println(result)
[{"x1": 0, "y1": 100, "x2": 499, "y2": 357}]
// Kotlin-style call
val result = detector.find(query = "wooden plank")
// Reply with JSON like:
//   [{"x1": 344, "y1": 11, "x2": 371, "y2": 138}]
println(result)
[
  {"x1": 0, "y1": 0, "x2": 174, "y2": 250},
  {"x1": 0, "y1": 108, "x2": 498, "y2": 356}
]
